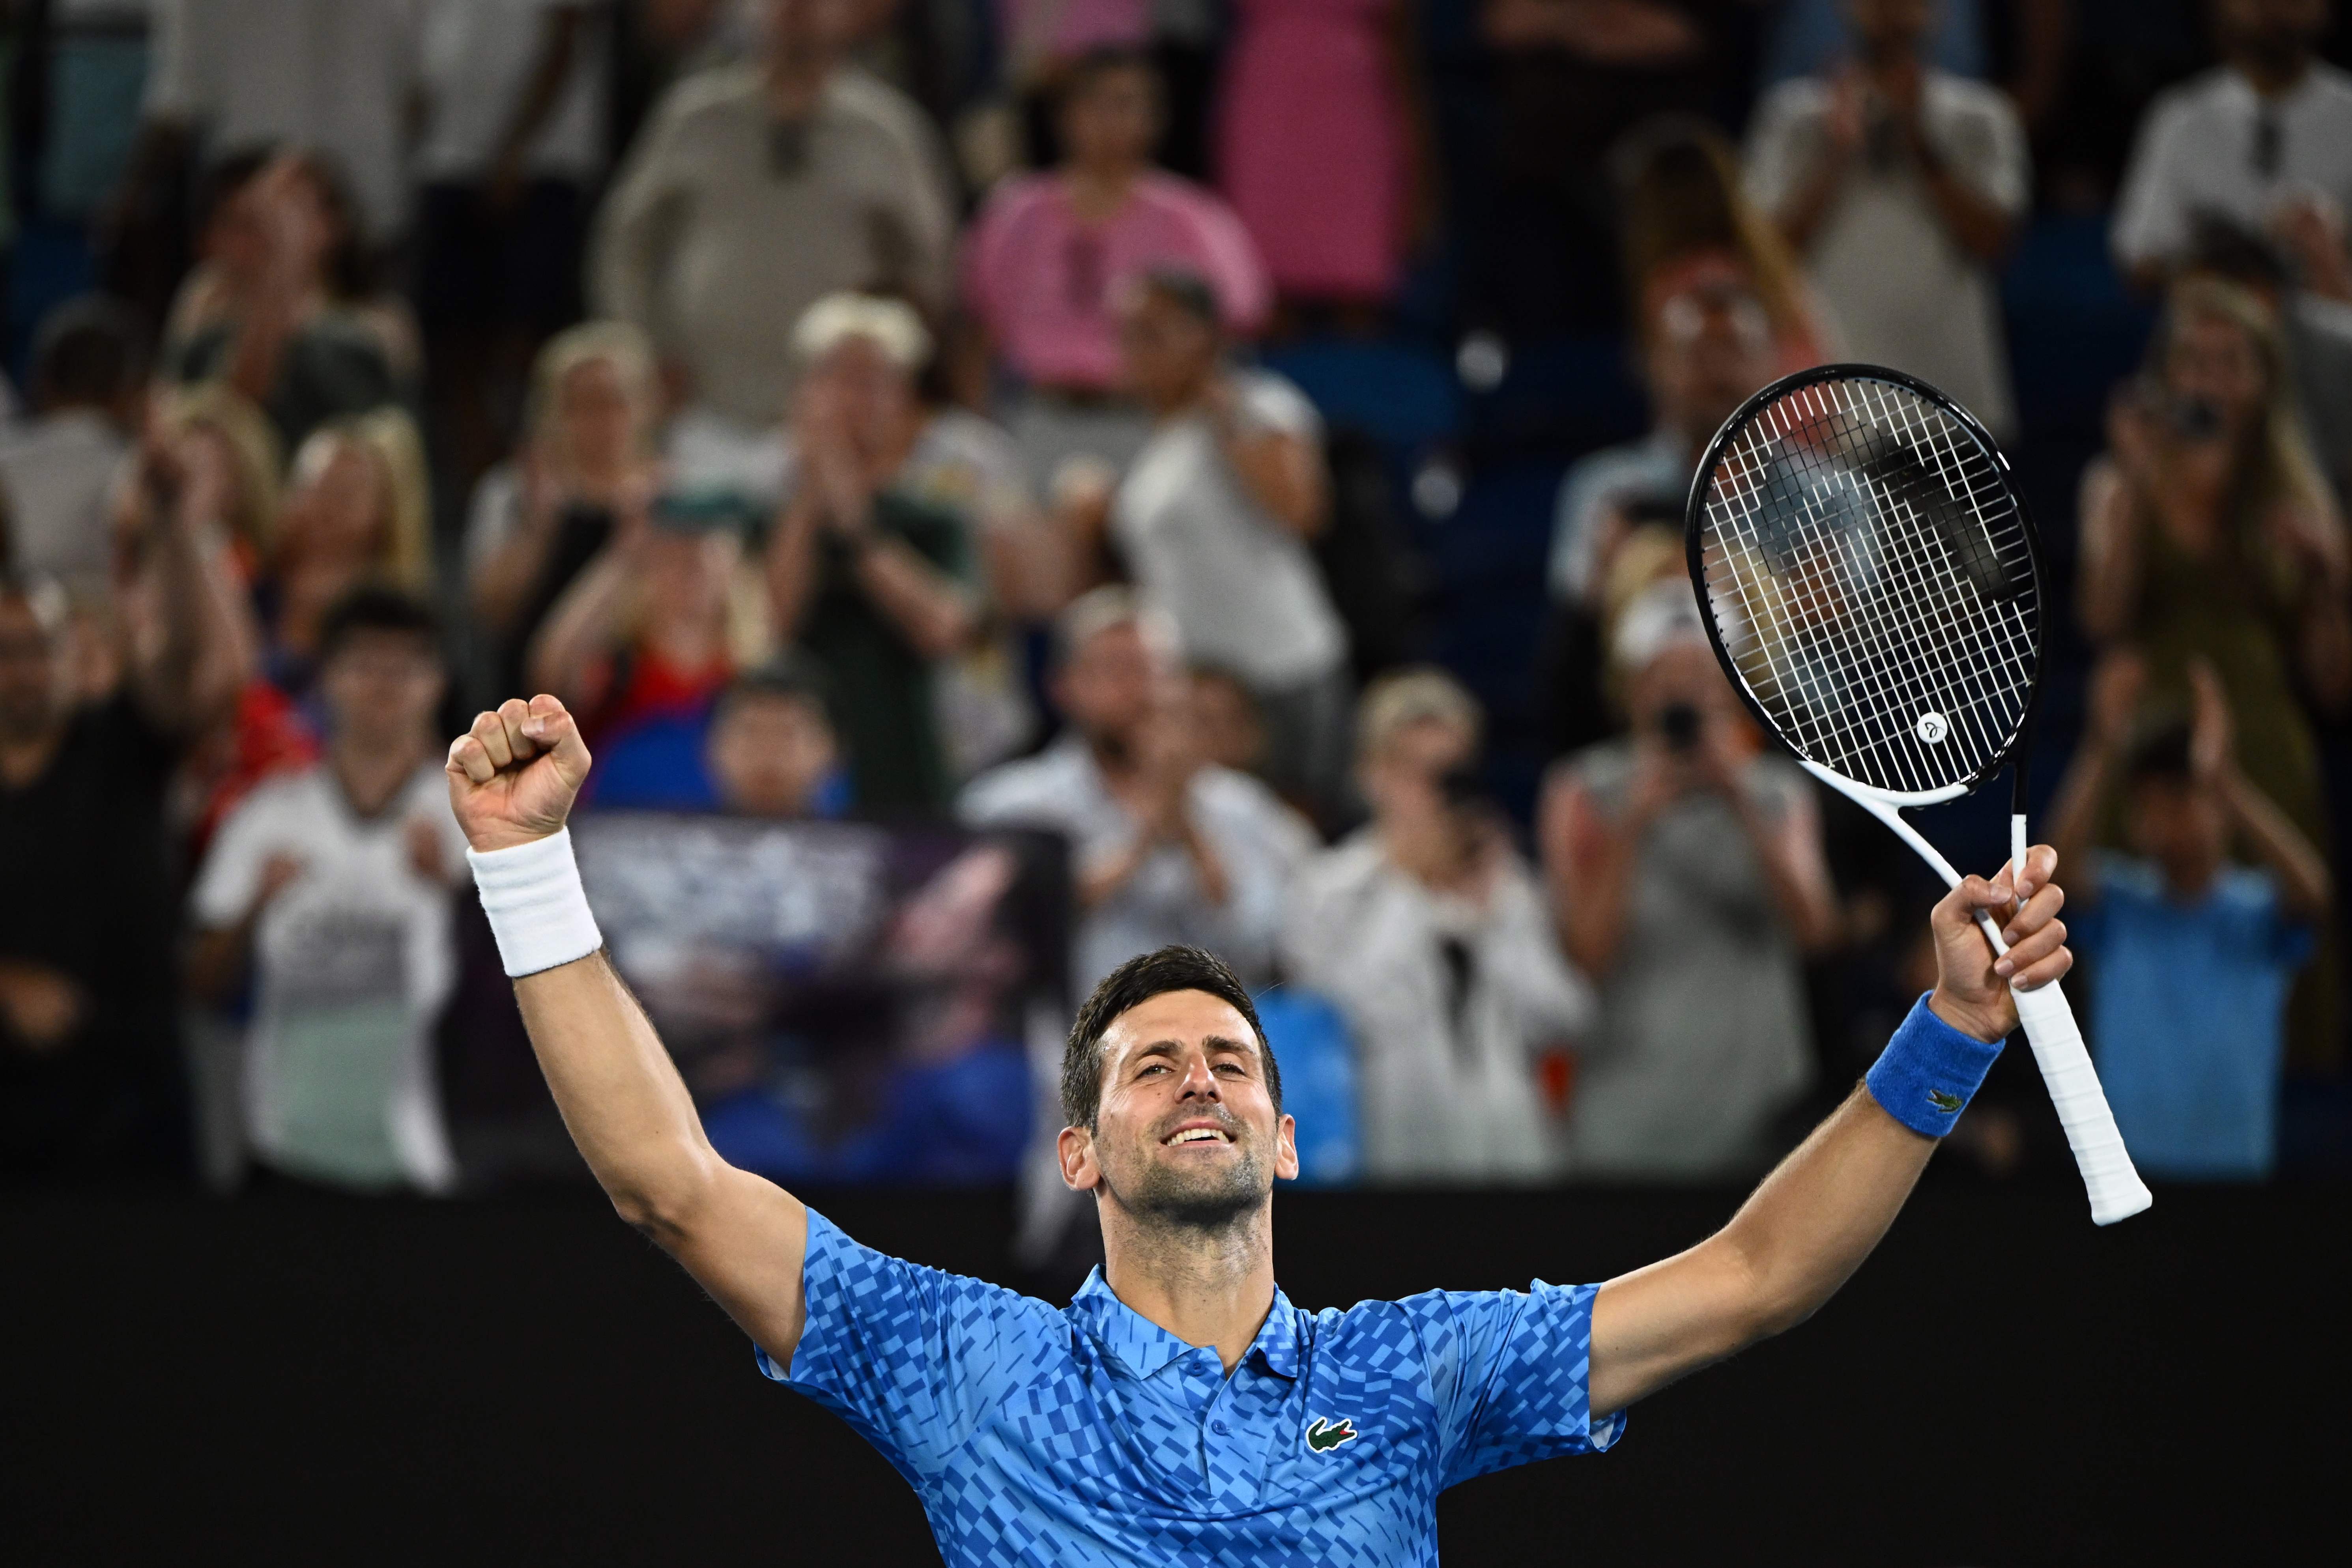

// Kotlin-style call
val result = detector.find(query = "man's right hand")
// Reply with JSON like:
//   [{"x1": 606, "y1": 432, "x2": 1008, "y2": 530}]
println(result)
[{"x1": 445, "y1": 695, "x2": 593, "y2": 853}]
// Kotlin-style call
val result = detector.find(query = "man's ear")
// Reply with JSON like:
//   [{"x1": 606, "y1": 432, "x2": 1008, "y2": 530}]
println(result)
[
  {"x1": 1058, "y1": 1123, "x2": 1101, "y2": 1192},
  {"x1": 1273, "y1": 1113, "x2": 1299, "y2": 1182}
]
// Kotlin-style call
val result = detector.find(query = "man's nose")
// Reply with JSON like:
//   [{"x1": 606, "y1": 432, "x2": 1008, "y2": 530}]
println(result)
[{"x1": 1176, "y1": 1056, "x2": 1221, "y2": 1099}]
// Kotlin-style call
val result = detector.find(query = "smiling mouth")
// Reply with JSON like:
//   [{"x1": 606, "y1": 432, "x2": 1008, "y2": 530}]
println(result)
[{"x1": 1163, "y1": 1127, "x2": 1232, "y2": 1146}]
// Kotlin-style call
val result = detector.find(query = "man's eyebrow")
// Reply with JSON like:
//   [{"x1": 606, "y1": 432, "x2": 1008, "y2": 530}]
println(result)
[{"x1": 1123, "y1": 1035, "x2": 1260, "y2": 1069}]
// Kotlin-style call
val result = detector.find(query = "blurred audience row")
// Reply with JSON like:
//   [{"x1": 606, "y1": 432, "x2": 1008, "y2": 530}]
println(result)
[{"x1": 3, "y1": 0, "x2": 2351, "y2": 1200}]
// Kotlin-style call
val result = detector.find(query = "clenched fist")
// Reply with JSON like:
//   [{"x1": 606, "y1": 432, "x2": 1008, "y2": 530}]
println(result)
[{"x1": 445, "y1": 695, "x2": 593, "y2": 854}]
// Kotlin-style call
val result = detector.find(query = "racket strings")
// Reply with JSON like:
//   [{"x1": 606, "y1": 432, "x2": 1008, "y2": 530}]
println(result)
[{"x1": 1697, "y1": 378, "x2": 2039, "y2": 795}]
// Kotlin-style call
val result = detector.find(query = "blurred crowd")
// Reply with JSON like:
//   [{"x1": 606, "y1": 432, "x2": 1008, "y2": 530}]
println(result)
[{"x1": 4, "y1": 0, "x2": 2351, "y2": 1207}]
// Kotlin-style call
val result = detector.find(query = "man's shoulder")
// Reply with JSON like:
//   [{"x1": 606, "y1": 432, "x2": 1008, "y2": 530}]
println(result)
[
  {"x1": 644, "y1": 64, "x2": 763, "y2": 138},
  {"x1": 2136, "y1": 67, "x2": 2239, "y2": 140},
  {"x1": 1924, "y1": 70, "x2": 2023, "y2": 129},
  {"x1": 957, "y1": 740, "x2": 1095, "y2": 824},
  {"x1": 828, "y1": 66, "x2": 944, "y2": 152}
]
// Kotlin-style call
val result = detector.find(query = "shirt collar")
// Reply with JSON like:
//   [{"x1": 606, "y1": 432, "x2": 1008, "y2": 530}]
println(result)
[{"x1": 1069, "y1": 1269, "x2": 1302, "y2": 1381}]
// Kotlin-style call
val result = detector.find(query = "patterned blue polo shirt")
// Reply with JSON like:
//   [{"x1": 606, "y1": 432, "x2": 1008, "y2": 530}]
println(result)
[{"x1": 757, "y1": 1209, "x2": 1623, "y2": 1565}]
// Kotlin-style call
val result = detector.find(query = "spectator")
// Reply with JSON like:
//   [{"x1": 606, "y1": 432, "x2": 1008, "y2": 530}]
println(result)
[
  {"x1": 959, "y1": 586, "x2": 1314, "y2": 994},
  {"x1": 156, "y1": 381, "x2": 286, "y2": 570},
  {"x1": 1746, "y1": 0, "x2": 2028, "y2": 438},
  {"x1": 1621, "y1": 122, "x2": 1838, "y2": 377},
  {"x1": 590, "y1": 0, "x2": 957, "y2": 428},
  {"x1": 2180, "y1": 218, "x2": 2352, "y2": 508},
  {"x1": 2047, "y1": 651, "x2": 2329, "y2": 1179},
  {"x1": 959, "y1": 49, "x2": 1270, "y2": 487},
  {"x1": 256, "y1": 410, "x2": 433, "y2": 697},
  {"x1": 1539, "y1": 582, "x2": 1838, "y2": 1179},
  {"x1": 1188, "y1": 665, "x2": 1269, "y2": 777},
  {"x1": 1284, "y1": 668, "x2": 1593, "y2": 1184},
  {"x1": 466, "y1": 322, "x2": 663, "y2": 696},
  {"x1": 588, "y1": 653, "x2": 848, "y2": 818},
  {"x1": 0, "y1": 433, "x2": 252, "y2": 1179},
  {"x1": 673, "y1": 292, "x2": 1063, "y2": 781},
  {"x1": 2113, "y1": 0, "x2": 2352, "y2": 292},
  {"x1": 1542, "y1": 254, "x2": 1781, "y2": 757},
  {"x1": 187, "y1": 587, "x2": 466, "y2": 1194},
  {"x1": 2079, "y1": 275, "x2": 2349, "y2": 1067},
  {"x1": 1213, "y1": 0, "x2": 1427, "y2": 317},
  {"x1": 761, "y1": 295, "x2": 985, "y2": 811},
  {"x1": 0, "y1": 298, "x2": 144, "y2": 602},
  {"x1": 528, "y1": 496, "x2": 761, "y2": 751},
  {"x1": 1109, "y1": 269, "x2": 1351, "y2": 822},
  {"x1": 1758, "y1": 0, "x2": 1987, "y2": 85},
  {"x1": 162, "y1": 151, "x2": 415, "y2": 456},
  {"x1": 415, "y1": 0, "x2": 610, "y2": 486},
  {"x1": 128, "y1": 0, "x2": 421, "y2": 248}
]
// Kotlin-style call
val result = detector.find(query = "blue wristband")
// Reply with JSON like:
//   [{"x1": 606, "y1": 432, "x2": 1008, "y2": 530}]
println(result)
[{"x1": 1864, "y1": 994, "x2": 2005, "y2": 1138}]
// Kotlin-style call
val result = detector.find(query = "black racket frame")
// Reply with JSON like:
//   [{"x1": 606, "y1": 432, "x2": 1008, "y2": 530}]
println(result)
[{"x1": 1681, "y1": 361, "x2": 2053, "y2": 812}]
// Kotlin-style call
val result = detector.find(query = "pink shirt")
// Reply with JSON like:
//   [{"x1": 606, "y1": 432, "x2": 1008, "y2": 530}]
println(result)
[{"x1": 960, "y1": 171, "x2": 1273, "y2": 391}]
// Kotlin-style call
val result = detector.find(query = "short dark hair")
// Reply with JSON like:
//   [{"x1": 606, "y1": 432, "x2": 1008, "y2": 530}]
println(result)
[
  {"x1": 716, "y1": 651, "x2": 831, "y2": 715},
  {"x1": 1060, "y1": 46, "x2": 1160, "y2": 107},
  {"x1": 32, "y1": 296, "x2": 144, "y2": 407},
  {"x1": 1139, "y1": 266, "x2": 1222, "y2": 331},
  {"x1": 316, "y1": 582, "x2": 438, "y2": 665},
  {"x1": 1062, "y1": 946, "x2": 1279, "y2": 1129},
  {"x1": 2124, "y1": 721, "x2": 2196, "y2": 789}
]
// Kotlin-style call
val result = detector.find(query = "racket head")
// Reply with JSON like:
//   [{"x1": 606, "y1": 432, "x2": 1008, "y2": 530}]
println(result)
[{"x1": 1683, "y1": 363, "x2": 2047, "y2": 804}]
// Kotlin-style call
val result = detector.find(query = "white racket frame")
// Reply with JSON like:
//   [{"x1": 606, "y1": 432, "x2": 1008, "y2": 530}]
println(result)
[{"x1": 1795, "y1": 760, "x2": 2152, "y2": 1224}]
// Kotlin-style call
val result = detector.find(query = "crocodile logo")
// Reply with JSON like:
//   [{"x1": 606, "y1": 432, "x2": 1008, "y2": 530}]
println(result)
[
  {"x1": 1305, "y1": 1417, "x2": 1360, "y2": 1454},
  {"x1": 1927, "y1": 1089, "x2": 1965, "y2": 1113}
]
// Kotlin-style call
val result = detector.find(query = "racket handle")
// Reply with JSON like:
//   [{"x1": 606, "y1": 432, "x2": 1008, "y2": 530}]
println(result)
[{"x1": 2010, "y1": 978, "x2": 2152, "y2": 1224}]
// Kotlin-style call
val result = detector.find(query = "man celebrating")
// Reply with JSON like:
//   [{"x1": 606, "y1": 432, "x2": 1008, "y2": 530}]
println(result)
[{"x1": 449, "y1": 693, "x2": 2073, "y2": 1564}]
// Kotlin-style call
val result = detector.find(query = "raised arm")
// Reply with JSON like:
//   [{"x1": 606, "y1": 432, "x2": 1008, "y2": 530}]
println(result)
[
  {"x1": 1585, "y1": 844, "x2": 2072, "y2": 1417},
  {"x1": 445, "y1": 696, "x2": 812, "y2": 1364}
]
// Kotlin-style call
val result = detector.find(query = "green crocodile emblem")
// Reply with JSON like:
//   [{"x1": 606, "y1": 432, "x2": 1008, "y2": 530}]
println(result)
[
  {"x1": 1305, "y1": 1417, "x2": 1360, "y2": 1454},
  {"x1": 1927, "y1": 1089, "x2": 1965, "y2": 1113}
]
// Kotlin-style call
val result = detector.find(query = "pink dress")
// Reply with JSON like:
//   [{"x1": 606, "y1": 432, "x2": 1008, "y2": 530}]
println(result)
[
  {"x1": 1214, "y1": 0, "x2": 1406, "y2": 301},
  {"x1": 960, "y1": 170, "x2": 1273, "y2": 389}
]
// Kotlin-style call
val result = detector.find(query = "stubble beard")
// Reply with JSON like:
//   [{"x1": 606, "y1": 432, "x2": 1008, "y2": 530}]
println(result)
[{"x1": 1101, "y1": 1119, "x2": 1270, "y2": 1237}]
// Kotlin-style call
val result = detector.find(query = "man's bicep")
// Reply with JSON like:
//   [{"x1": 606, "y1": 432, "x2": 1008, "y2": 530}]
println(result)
[
  {"x1": 665, "y1": 1167, "x2": 812, "y2": 1367},
  {"x1": 1587, "y1": 1240, "x2": 1754, "y2": 1417}
]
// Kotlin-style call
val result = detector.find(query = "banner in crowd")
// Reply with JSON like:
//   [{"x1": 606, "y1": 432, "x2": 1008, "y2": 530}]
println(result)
[{"x1": 572, "y1": 816, "x2": 1070, "y2": 1187}]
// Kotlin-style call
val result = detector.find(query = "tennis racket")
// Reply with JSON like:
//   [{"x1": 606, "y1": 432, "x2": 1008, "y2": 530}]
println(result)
[{"x1": 1684, "y1": 364, "x2": 2152, "y2": 1225}]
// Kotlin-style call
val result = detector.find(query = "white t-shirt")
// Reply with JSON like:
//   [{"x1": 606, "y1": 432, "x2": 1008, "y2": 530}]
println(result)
[
  {"x1": 416, "y1": 0, "x2": 606, "y2": 184},
  {"x1": 144, "y1": 0, "x2": 421, "y2": 241},
  {"x1": 0, "y1": 410, "x2": 129, "y2": 599},
  {"x1": 1747, "y1": 70, "x2": 2028, "y2": 438},
  {"x1": 2113, "y1": 63, "x2": 2352, "y2": 272},
  {"x1": 1110, "y1": 371, "x2": 1348, "y2": 690},
  {"x1": 192, "y1": 762, "x2": 467, "y2": 1193}
]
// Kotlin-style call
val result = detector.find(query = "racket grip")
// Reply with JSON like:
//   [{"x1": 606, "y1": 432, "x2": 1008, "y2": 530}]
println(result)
[{"x1": 2010, "y1": 978, "x2": 2152, "y2": 1224}]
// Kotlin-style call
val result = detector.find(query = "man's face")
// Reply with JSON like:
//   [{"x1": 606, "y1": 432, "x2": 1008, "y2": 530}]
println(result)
[
  {"x1": 1060, "y1": 64, "x2": 1160, "y2": 170},
  {"x1": 1848, "y1": 0, "x2": 1935, "y2": 55},
  {"x1": 2216, "y1": 0, "x2": 2329, "y2": 67},
  {"x1": 1061, "y1": 989, "x2": 1298, "y2": 1226},
  {"x1": 318, "y1": 629, "x2": 444, "y2": 753},
  {"x1": 766, "y1": 0, "x2": 868, "y2": 60},
  {"x1": 1647, "y1": 282, "x2": 1775, "y2": 446},
  {"x1": 1118, "y1": 289, "x2": 1218, "y2": 407},
  {"x1": 2127, "y1": 775, "x2": 2230, "y2": 891},
  {"x1": 707, "y1": 691, "x2": 838, "y2": 818},
  {"x1": 0, "y1": 597, "x2": 66, "y2": 742},
  {"x1": 2165, "y1": 310, "x2": 2269, "y2": 432},
  {"x1": 1359, "y1": 715, "x2": 1475, "y2": 829},
  {"x1": 557, "y1": 358, "x2": 640, "y2": 465},
  {"x1": 1053, "y1": 622, "x2": 1166, "y2": 748}
]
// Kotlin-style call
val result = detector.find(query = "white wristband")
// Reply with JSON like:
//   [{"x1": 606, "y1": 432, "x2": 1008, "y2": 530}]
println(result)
[{"x1": 467, "y1": 827, "x2": 604, "y2": 978}]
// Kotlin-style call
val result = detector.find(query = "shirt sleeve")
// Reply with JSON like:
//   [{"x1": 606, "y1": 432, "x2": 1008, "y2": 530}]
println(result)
[
  {"x1": 765, "y1": 1209, "x2": 1059, "y2": 1482},
  {"x1": 1400, "y1": 1281, "x2": 1623, "y2": 1488},
  {"x1": 190, "y1": 788, "x2": 273, "y2": 930}
]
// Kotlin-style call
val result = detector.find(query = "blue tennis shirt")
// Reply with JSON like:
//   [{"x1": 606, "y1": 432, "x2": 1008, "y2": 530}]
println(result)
[{"x1": 759, "y1": 1210, "x2": 1623, "y2": 1565}]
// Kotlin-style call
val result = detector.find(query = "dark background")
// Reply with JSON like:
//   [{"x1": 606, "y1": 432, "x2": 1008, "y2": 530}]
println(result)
[{"x1": 7, "y1": 1176, "x2": 2339, "y2": 1563}]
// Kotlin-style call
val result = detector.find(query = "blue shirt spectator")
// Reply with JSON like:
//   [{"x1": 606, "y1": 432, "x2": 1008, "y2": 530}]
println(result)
[
  {"x1": 2072, "y1": 857, "x2": 2312, "y2": 1178},
  {"x1": 585, "y1": 656, "x2": 851, "y2": 818},
  {"x1": 2047, "y1": 651, "x2": 2334, "y2": 1181}
]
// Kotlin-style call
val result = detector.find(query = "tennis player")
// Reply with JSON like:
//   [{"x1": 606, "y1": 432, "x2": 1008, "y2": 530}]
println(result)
[{"x1": 450, "y1": 693, "x2": 2072, "y2": 1564}]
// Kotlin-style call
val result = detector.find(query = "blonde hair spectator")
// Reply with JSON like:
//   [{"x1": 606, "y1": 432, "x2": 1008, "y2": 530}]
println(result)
[
  {"x1": 1355, "y1": 666, "x2": 1483, "y2": 761},
  {"x1": 525, "y1": 322, "x2": 660, "y2": 463},
  {"x1": 791, "y1": 293, "x2": 935, "y2": 370}
]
